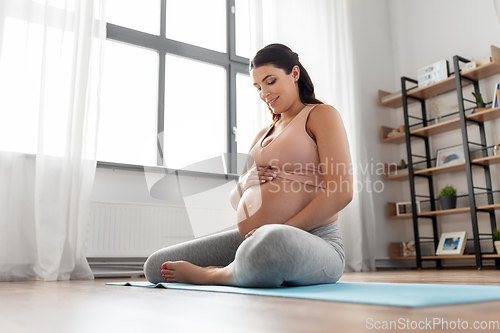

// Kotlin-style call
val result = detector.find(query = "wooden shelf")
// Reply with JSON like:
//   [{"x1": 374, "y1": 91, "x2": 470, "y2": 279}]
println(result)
[
  {"x1": 378, "y1": 90, "x2": 417, "y2": 109},
  {"x1": 411, "y1": 117, "x2": 463, "y2": 137},
  {"x1": 483, "y1": 254, "x2": 500, "y2": 258},
  {"x1": 380, "y1": 107, "x2": 500, "y2": 145},
  {"x1": 412, "y1": 75, "x2": 469, "y2": 100},
  {"x1": 388, "y1": 214, "x2": 412, "y2": 219},
  {"x1": 472, "y1": 154, "x2": 500, "y2": 166},
  {"x1": 379, "y1": 45, "x2": 500, "y2": 108},
  {"x1": 414, "y1": 162, "x2": 466, "y2": 176},
  {"x1": 477, "y1": 203, "x2": 500, "y2": 211},
  {"x1": 381, "y1": 107, "x2": 500, "y2": 144},
  {"x1": 467, "y1": 106, "x2": 500, "y2": 122},
  {"x1": 384, "y1": 156, "x2": 500, "y2": 182},
  {"x1": 384, "y1": 172, "x2": 409, "y2": 181},
  {"x1": 387, "y1": 203, "x2": 500, "y2": 219},
  {"x1": 462, "y1": 46, "x2": 500, "y2": 81},
  {"x1": 419, "y1": 207, "x2": 470, "y2": 216},
  {"x1": 381, "y1": 133, "x2": 406, "y2": 144},
  {"x1": 383, "y1": 162, "x2": 465, "y2": 181}
]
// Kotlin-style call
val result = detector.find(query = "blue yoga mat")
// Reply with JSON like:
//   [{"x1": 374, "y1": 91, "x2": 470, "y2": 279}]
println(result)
[{"x1": 107, "y1": 281, "x2": 500, "y2": 307}]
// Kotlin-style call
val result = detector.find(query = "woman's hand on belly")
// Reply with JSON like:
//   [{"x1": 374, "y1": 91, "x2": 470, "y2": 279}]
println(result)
[
  {"x1": 239, "y1": 165, "x2": 279, "y2": 192},
  {"x1": 236, "y1": 178, "x2": 323, "y2": 238}
]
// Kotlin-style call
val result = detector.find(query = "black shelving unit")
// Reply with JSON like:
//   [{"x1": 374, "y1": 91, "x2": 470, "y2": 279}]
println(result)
[
  {"x1": 401, "y1": 77, "x2": 440, "y2": 269},
  {"x1": 397, "y1": 52, "x2": 500, "y2": 270}
]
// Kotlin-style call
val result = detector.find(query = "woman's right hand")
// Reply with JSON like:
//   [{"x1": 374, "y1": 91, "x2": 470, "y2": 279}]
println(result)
[{"x1": 238, "y1": 165, "x2": 279, "y2": 192}]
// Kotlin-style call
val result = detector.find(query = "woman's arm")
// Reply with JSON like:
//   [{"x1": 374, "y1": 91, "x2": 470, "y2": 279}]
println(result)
[{"x1": 284, "y1": 104, "x2": 353, "y2": 231}]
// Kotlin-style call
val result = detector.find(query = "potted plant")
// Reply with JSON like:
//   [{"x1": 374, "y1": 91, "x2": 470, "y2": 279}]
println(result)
[
  {"x1": 493, "y1": 228, "x2": 500, "y2": 255},
  {"x1": 472, "y1": 91, "x2": 486, "y2": 108},
  {"x1": 400, "y1": 159, "x2": 407, "y2": 169},
  {"x1": 438, "y1": 185, "x2": 457, "y2": 210}
]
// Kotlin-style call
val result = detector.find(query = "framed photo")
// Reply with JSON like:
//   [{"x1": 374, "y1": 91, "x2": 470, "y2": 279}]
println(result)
[
  {"x1": 436, "y1": 145, "x2": 464, "y2": 167},
  {"x1": 436, "y1": 231, "x2": 467, "y2": 255},
  {"x1": 396, "y1": 201, "x2": 421, "y2": 215}
]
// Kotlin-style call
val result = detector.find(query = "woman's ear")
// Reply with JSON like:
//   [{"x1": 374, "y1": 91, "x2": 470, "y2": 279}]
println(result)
[{"x1": 292, "y1": 65, "x2": 300, "y2": 82}]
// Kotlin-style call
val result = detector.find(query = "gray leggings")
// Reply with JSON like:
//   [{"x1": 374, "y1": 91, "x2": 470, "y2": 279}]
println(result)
[{"x1": 143, "y1": 222, "x2": 345, "y2": 288}]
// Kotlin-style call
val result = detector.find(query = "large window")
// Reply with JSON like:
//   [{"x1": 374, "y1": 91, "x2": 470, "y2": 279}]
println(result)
[{"x1": 99, "y1": 0, "x2": 252, "y2": 174}]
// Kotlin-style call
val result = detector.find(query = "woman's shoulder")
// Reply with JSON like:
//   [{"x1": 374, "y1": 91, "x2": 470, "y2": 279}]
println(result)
[
  {"x1": 308, "y1": 104, "x2": 342, "y2": 122},
  {"x1": 309, "y1": 103, "x2": 338, "y2": 113},
  {"x1": 306, "y1": 104, "x2": 345, "y2": 134}
]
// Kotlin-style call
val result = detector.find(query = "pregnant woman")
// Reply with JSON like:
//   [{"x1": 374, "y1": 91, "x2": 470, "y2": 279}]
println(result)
[{"x1": 143, "y1": 43, "x2": 353, "y2": 288}]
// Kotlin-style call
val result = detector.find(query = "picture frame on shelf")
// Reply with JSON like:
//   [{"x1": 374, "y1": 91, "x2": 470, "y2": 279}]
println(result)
[
  {"x1": 436, "y1": 144, "x2": 464, "y2": 167},
  {"x1": 435, "y1": 231, "x2": 467, "y2": 255},
  {"x1": 396, "y1": 201, "x2": 421, "y2": 216}
]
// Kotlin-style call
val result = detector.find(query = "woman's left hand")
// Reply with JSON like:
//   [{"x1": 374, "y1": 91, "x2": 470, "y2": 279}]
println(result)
[{"x1": 245, "y1": 228, "x2": 257, "y2": 239}]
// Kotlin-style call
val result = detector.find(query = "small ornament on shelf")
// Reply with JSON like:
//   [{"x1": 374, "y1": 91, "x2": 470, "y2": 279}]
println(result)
[
  {"x1": 494, "y1": 135, "x2": 499, "y2": 156},
  {"x1": 427, "y1": 94, "x2": 443, "y2": 124}
]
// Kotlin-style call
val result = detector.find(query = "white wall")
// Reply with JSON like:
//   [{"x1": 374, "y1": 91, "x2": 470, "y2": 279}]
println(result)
[
  {"x1": 353, "y1": 0, "x2": 500, "y2": 262},
  {"x1": 349, "y1": 0, "x2": 410, "y2": 264}
]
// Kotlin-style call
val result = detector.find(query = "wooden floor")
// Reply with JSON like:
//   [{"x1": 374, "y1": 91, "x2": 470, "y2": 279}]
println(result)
[{"x1": 1, "y1": 268, "x2": 499, "y2": 333}]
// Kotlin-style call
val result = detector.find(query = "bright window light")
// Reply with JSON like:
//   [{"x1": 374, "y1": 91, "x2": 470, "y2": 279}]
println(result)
[
  {"x1": 163, "y1": 54, "x2": 226, "y2": 171},
  {"x1": 165, "y1": 0, "x2": 226, "y2": 53},
  {"x1": 106, "y1": 0, "x2": 161, "y2": 35},
  {"x1": 97, "y1": 40, "x2": 159, "y2": 166}
]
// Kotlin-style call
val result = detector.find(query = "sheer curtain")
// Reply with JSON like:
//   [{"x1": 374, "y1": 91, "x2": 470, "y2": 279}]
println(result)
[
  {"x1": 247, "y1": 0, "x2": 376, "y2": 271},
  {"x1": 0, "y1": 0, "x2": 106, "y2": 281}
]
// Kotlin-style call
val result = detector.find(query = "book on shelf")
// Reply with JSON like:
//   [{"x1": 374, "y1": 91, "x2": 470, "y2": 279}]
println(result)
[{"x1": 492, "y1": 84, "x2": 500, "y2": 108}]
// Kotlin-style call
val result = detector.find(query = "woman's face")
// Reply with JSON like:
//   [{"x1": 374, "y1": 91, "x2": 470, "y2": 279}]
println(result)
[{"x1": 251, "y1": 64, "x2": 300, "y2": 114}]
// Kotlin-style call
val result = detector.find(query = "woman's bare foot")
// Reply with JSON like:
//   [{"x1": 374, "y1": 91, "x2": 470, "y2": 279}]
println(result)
[{"x1": 161, "y1": 261, "x2": 238, "y2": 286}]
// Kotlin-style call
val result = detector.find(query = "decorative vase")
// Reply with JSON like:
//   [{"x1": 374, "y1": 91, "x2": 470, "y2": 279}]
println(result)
[
  {"x1": 439, "y1": 195, "x2": 457, "y2": 210},
  {"x1": 495, "y1": 240, "x2": 500, "y2": 254}
]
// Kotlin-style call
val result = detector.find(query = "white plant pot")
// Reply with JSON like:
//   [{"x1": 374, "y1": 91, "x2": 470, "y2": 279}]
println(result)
[{"x1": 495, "y1": 241, "x2": 500, "y2": 255}]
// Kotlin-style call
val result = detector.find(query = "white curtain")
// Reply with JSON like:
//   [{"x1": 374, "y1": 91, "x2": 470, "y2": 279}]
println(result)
[
  {"x1": 0, "y1": 0, "x2": 106, "y2": 281},
  {"x1": 248, "y1": 0, "x2": 376, "y2": 271}
]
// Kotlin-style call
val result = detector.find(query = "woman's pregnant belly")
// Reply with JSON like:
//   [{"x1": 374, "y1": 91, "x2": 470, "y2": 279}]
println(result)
[{"x1": 236, "y1": 177, "x2": 338, "y2": 237}]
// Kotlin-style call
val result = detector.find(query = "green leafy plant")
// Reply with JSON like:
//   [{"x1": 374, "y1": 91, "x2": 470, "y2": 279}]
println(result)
[
  {"x1": 493, "y1": 228, "x2": 500, "y2": 241},
  {"x1": 400, "y1": 159, "x2": 407, "y2": 167},
  {"x1": 472, "y1": 92, "x2": 484, "y2": 104},
  {"x1": 438, "y1": 185, "x2": 457, "y2": 197}
]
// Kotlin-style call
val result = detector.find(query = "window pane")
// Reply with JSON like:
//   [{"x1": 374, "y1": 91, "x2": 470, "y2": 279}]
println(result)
[
  {"x1": 165, "y1": 0, "x2": 226, "y2": 53},
  {"x1": 106, "y1": 0, "x2": 160, "y2": 35},
  {"x1": 98, "y1": 40, "x2": 159, "y2": 166},
  {"x1": 164, "y1": 54, "x2": 226, "y2": 171},
  {"x1": 235, "y1": 0, "x2": 251, "y2": 58}
]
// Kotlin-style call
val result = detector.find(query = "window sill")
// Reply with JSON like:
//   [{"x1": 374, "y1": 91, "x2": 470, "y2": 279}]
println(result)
[{"x1": 96, "y1": 161, "x2": 239, "y2": 180}]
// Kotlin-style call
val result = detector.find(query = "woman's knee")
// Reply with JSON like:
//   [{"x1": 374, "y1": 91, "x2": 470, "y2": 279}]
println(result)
[
  {"x1": 253, "y1": 224, "x2": 293, "y2": 243},
  {"x1": 235, "y1": 225, "x2": 293, "y2": 270},
  {"x1": 143, "y1": 250, "x2": 165, "y2": 283}
]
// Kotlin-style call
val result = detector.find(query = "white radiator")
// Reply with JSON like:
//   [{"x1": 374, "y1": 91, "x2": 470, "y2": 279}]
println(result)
[{"x1": 86, "y1": 201, "x2": 210, "y2": 258}]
